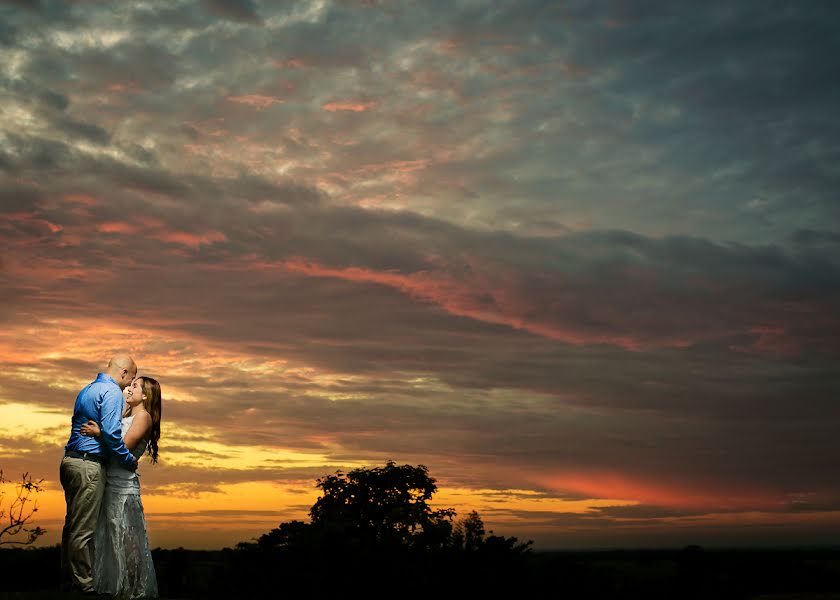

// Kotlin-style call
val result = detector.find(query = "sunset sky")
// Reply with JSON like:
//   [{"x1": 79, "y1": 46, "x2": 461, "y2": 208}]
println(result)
[{"x1": 1, "y1": 0, "x2": 839, "y2": 551}]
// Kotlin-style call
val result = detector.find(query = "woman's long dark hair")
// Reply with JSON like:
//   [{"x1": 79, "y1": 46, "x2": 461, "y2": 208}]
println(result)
[{"x1": 137, "y1": 376, "x2": 161, "y2": 464}]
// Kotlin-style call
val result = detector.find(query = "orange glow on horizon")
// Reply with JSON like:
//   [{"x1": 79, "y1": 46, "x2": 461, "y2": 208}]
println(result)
[
  {"x1": 538, "y1": 471, "x2": 783, "y2": 511},
  {"x1": 16, "y1": 477, "x2": 840, "y2": 551}
]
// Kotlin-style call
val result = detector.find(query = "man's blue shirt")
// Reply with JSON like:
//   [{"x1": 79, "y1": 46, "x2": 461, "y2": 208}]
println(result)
[{"x1": 64, "y1": 373, "x2": 136, "y2": 468}]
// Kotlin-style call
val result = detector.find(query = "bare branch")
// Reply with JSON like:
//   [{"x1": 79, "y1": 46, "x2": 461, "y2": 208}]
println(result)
[{"x1": 0, "y1": 469, "x2": 46, "y2": 546}]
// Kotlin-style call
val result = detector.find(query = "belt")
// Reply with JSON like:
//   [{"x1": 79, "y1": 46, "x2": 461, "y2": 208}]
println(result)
[{"x1": 64, "y1": 450, "x2": 106, "y2": 464}]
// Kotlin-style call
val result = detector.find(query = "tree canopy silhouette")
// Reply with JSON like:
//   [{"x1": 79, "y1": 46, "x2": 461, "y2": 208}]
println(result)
[
  {"x1": 255, "y1": 461, "x2": 531, "y2": 561},
  {"x1": 258, "y1": 461, "x2": 458, "y2": 553},
  {"x1": 310, "y1": 461, "x2": 456, "y2": 548},
  {"x1": 241, "y1": 462, "x2": 533, "y2": 597}
]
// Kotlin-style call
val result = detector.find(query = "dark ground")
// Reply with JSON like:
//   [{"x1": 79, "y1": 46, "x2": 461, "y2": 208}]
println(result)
[{"x1": 1, "y1": 545, "x2": 839, "y2": 599}]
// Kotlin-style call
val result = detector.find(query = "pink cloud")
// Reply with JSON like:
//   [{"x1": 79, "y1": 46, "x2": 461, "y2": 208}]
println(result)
[
  {"x1": 724, "y1": 299, "x2": 840, "y2": 358},
  {"x1": 355, "y1": 159, "x2": 429, "y2": 175},
  {"x1": 537, "y1": 470, "x2": 782, "y2": 511},
  {"x1": 281, "y1": 256, "x2": 643, "y2": 350},
  {"x1": 3, "y1": 212, "x2": 63, "y2": 235},
  {"x1": 438, "y1": 39, "x2": 460, "y2": 55},
  {"x1": 153, "y1": 230, "x2": 228, "y2": 249},
  {"x1": 281, "y1": 254, "x2": 817, "y2": 354},
  {"x1": 106, "y1": 82, "x2": 142, "y2": 94},
  {"x1": 97, "y1": 222, "x2": 139, "y2": 234},
  {"x1": 273, "y1": 58, "x2": 307, "y2": 70}
]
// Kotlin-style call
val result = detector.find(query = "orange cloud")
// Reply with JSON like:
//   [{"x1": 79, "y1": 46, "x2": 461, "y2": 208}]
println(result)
[
  {"x1": 323, "y1": 101, "x2": 377, "y2": 113},
  {"x1": 227, "y1": 95, "x2": 284, "y2": 110}
]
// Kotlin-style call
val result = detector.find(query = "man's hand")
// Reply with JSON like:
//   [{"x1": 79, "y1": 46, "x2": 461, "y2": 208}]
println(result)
[{"x1": 79, "y1": 419, "x2": 101, "y2": 438}]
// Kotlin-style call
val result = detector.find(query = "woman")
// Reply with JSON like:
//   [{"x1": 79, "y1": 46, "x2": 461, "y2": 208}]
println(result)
[{"x1": 80, "y1": 375, "x2": 161, "y2": 599}]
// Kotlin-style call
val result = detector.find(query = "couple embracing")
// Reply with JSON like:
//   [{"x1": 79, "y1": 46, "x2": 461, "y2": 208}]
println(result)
[{"x1": 60, "y1": 355, "x2": 162, "y2": 598}]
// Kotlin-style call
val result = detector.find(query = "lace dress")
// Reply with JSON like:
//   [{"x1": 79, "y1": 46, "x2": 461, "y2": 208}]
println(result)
[{"x1": 92, "y1": 415, "x2": 158, "y2": 599}]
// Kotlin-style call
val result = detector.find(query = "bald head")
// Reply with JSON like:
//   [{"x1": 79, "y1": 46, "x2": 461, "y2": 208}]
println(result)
[{"x1": 107, "y1": 354, "x2": 137, "y2": 389}]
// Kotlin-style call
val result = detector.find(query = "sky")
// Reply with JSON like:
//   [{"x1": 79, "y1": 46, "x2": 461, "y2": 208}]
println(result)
[{"x1": 1, "y1": 0, "x2": 839, "y2": 551}]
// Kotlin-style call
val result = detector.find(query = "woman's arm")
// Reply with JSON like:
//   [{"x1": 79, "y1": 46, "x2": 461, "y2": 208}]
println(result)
[{"x1": 122, "y1": 411, "x2": 152, "y2": 453}]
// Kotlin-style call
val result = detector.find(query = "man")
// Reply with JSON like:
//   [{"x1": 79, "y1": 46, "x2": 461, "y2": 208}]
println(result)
[{"x1": 60, "y1": 355, "x2": 139, "y2": 594}]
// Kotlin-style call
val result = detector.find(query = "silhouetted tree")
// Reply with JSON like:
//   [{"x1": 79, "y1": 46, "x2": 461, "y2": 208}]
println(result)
[
  {"x1": 308, "y1": 460, "x2": 456, "y2": 550},
  {"x1": 481, "y1": 531, "x2": 534, "y2": 556},
  {"x1": 257, "y1": 462, "x2": 534, "y2": 558},
  {"x1": 453, "y1": 510, "x2": 486, "y2": 552},
  {"x1": 0, "y1": 469, "x2": 45, "y2": 546},
  {"x1": 248, "y1": 462, "x2": 535, "y2": 597}
]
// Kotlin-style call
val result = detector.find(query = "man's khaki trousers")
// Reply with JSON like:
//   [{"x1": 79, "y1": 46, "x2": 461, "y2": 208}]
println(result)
[{"x1": 60, "y1": 456, "x2": 106, "y2": 593}]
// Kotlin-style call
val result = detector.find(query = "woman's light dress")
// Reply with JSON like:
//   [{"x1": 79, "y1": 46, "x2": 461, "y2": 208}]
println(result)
[{"x1": 92, "y1": 414, "x2": 158, "y2": 599}]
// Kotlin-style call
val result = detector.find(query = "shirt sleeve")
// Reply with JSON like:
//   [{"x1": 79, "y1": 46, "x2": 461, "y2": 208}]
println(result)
[{"x1": 99, "y1": 386, "x2": 137, "y2": 469}]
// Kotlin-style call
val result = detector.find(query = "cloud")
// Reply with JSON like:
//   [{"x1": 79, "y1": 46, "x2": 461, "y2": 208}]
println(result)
[
  {"x1": 227, "y1": 95, "x2": 285, "y2": 110},
  {"x1": 201, "y1": 0, "x2": 262, "y2": 24},
  {"x1": 322, "y1": 101, "x2": 376, "y2": 113},
  {"x1": 1, "y1": 0, "x2": 839, "y2": 549}
]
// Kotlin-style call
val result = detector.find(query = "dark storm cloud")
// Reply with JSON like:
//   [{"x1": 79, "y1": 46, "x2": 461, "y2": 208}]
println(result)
[
  {"x1": 127, "y1": 7, "x2": 197, "y2": 32},
  {"x1": 2, "y1": 154, "x2": 838, "y2": 395},
  {"x1": 25, "y1": 40, "x2": 179, "y2": 94},
  {"x1": 7, "y1": 160, "x2": 838, "y2": 358},
  {"x1": 201, "y1": 0, "x2": 262, "y2": 23},
  {"x1": 570, "y1": 1, "x2": 840, "y2": 234},
  {"x1": 5, "y1": 0, "x2": 833, "y2": 242},
  {"x1": 0, "y1": 77, "x2": 68, "y2": 110},
  {"x1": 371, "y1": 0, "x2": 840, "y2": 241}
]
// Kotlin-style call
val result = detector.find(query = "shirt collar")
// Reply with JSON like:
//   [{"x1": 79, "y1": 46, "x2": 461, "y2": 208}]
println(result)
[{"x1": 94, "y1": 372, "x2": 120, "y2": 387}]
